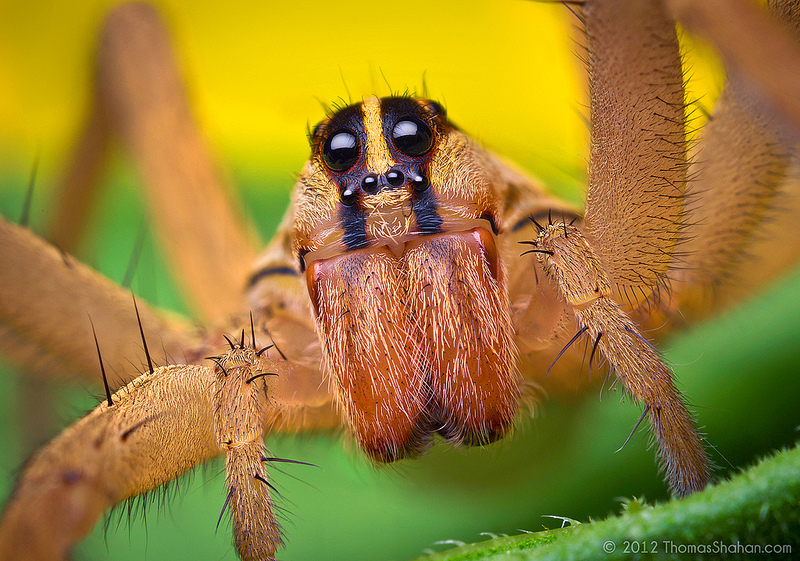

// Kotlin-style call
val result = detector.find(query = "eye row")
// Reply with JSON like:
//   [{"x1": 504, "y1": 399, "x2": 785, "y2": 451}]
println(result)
[{"x1": 322, "y1": 117, "x2": 434, "y2": 172}]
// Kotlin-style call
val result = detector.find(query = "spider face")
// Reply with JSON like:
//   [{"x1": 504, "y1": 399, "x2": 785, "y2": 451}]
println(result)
[
  {"x1": 295, "y1": 97, "x2": 516, "y2": 461},
  {"x1": 295, "y1": 97, "x2": 500, "y2": 266}
]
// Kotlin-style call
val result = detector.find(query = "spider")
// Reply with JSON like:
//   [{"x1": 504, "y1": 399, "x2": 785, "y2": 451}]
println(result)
[{"x1": 1, "y1": 1, "x2": 800, "y2": 560}]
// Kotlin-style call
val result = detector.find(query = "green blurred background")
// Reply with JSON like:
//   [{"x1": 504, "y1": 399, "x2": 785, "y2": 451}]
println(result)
[{"x1": 1, "y1": 2, "x2": 799, "y2": 561}]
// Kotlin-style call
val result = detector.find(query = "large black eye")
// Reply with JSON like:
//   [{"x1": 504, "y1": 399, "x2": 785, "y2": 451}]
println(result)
[
  {"x1": 391, "y1": 118, "x2": 433, "y2": 157},
  {"x1": 323, "y1": 130, "x2": 360, "y2": 171}
]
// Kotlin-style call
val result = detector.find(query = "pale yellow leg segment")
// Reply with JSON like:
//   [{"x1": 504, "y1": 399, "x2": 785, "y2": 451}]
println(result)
[
  {"x1": 670, "y1": 0, "x2": 800, "y2": 313},
  {"x1": 0, "y1": 216, "x2": 193, "y2": 385},
  {"x1": 578, "y1": 301, "x2": 710, "y2": 495},
  {"x1": 667, "y1": 0, "x2": 800, "y2": 133},
  {"x1": 532, "y1": 223, "x2": 710, "y2": 497},
  {"x1": 213, "y1": 341, "x2": 284, "y2": 560},
  {"x1": 94, "y1": 3, "x2": 260, "y2": 323},
  {"x1": 0, "y1": 365, "x2": 218, "y2": 561},
  {"x1": 582, "y1": 0, "x2": 687, "y2": 305},
  {"x1": 46, "y1": 105, "x2": 111, "y2": 252}
]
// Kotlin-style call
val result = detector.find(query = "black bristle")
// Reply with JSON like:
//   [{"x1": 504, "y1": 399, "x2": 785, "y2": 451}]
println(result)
[
  {"x1": 263, "y1": 326, "x2": 287, "y2": 360},
  {"x1": 529, "y1": 215, "x2": 544, "y2": 233},
  {"x1": 256, "y1": 345, "x2": 274, "y2": 357},
  {"x1": 261, "y1": 456, "x2": 318, "y2": 468},
  {"x1": 223, "y1": 334, "x2": 236, "y2": 350},
  {"x1": 589, "y1": 332, "x2": 603, "y2": 376},
  {"x1": 246, "y1": 372, "x2": 278, "y2": 384},
  {"x1": 122, "y1": 218, "x2": 147, "y2": 289},
  {"x1": 250, "y1": 312, "x2": 257, "y2": 349},
  {"x1": 90, "y1": 318, "x2": 114, "y2": 407},
  {"x1": 616, "y1": 405, "x2": 650, "y2": 453},
  {"x1": 253, "y1": 473, "x2": 283, "y2": 498},
  {"x1": 206, "y1": 356, "x2": 227, "y2": 376},
  {"x1": 132, "y1": 293, "x2": 154, "y2": 374},
  {"x1": 520, "y1": 249, "x2": 555, "y2": 257},
  {"x1": 216, "y1": 486, "x2": 235, "y2": 532},
  {"x1": 546, "y1": 326, "x2": 589, "y2": 377}
]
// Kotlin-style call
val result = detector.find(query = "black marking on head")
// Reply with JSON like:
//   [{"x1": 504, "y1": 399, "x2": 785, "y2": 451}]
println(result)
[
  {"x1": 312, "y1": 97, "x2": 457, "y2": 248},
  {"x1": 312, "y1": 103, "x2": 372, "y2": 248},
  {"x1": 380, "y1": 97, "x2": 455, "y2": 236},
  {"x1": 412, "y1": 185, "x2": 442, "y2": 235},
  {"x1": 341, "y1": 203, "x2": 368, "y2": 250}
]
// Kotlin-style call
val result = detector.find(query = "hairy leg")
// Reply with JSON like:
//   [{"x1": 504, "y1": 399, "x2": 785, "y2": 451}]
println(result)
[
  {"x1": 0, "y1": 365, "x2": 217, "y2": 561},
  {"x1": 670, "y1": 0, "x2": 800, "y2": 313}
]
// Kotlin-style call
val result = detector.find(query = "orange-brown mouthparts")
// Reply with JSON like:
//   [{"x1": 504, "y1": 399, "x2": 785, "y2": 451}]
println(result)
[{"x1": 307, "y1": 227, "x2": 518, "y2": 461}]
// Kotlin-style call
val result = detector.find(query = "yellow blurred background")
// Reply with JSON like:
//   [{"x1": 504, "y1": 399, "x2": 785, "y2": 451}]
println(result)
[{"x1": 0, "y1": 0, "x2": 594, "y2": 202}]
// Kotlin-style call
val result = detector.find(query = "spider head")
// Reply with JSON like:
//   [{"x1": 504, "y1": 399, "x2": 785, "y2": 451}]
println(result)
[{"x1": 294, "y1": 96, "x2": 501, "y2": 269}]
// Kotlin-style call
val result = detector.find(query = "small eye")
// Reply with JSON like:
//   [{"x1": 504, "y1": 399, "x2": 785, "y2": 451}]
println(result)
[
  {"x1": 425, "y1": 100, "x2": 446, "y2": 117},
  {"x1": 391, "y1": 118, "x2": 433, "y2": 157},
  {"x1": 341, "y1": 187, "x2": 357, "y2": 206},
  {"x1": 323, "y1": 130, "x2": 360, "y2": 171}
]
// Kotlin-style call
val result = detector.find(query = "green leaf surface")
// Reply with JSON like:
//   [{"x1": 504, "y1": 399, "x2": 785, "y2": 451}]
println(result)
[{"x1": 414, "y1": 444, "x2": 800, "y2": 560}]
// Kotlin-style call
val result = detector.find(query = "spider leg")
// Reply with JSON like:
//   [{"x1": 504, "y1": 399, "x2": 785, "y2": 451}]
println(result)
[
  {"x1": 0, "y1": 336, "x2": 335, "y2": 561},
  {"x1": 668, "y1": 0, "x2": 800, "y2": 133},
  {"x1": 523, "y1": 0, "x2": 711, "y2": 496},
  {"x1": 0, "y1": 364, "x2": 219, "y2": 561},
  {"x1": 0, "y1": 216, "x2": 192, "y2": 385},
  {"x1": 47, "y1": 3, "x2": 261, "y2": 324},
  {"x1": 668, "y1": 0, "x2": 800, "y2": 314}
]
